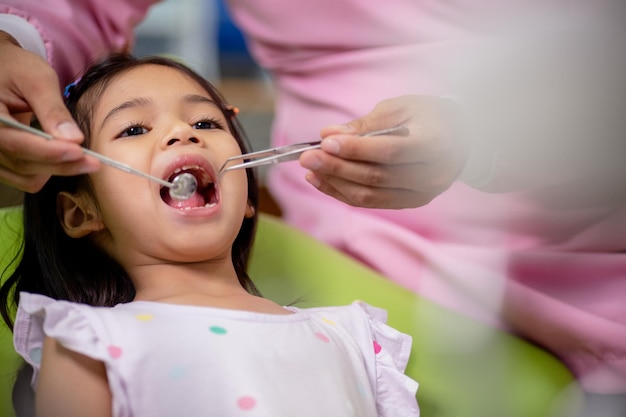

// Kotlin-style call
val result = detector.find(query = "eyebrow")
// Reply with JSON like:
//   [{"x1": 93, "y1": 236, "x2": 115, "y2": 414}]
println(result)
[
  {"x1": 183, "y1": 94, "x2": 219, "y2": 109},
  {"x1": 101, "y1": 97, "x2": 153, "y2": 129},
  {"x1": 99, "y1": 94, "x2": 220, "y2": 130}
]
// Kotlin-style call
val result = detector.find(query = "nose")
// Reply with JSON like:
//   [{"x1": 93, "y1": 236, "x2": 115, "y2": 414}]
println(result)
[
  {"x1": 165, "y1": 136, "x2": 201, "y2": 146},
  {"x1": 162, "y1": 122, "x2": 205, "y2": 148}
]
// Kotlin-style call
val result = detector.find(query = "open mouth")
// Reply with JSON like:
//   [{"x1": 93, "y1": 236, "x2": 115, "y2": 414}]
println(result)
[{"x1": 160, "y1": 165, "x2": 218, "y2": 210}]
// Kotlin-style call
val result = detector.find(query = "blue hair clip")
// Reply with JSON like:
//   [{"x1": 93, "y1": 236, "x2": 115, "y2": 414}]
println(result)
[{"x1": 63, "y1": 77, "x2": 81, "y2": 99}]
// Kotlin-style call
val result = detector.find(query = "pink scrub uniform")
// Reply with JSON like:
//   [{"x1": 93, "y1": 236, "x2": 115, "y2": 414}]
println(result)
[{"x1": 2, "y1": 0, "x2": 625, "y2": 393}]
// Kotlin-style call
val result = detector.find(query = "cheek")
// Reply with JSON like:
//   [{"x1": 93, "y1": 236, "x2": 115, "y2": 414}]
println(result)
[
  {"x1": 227, "y1": 169, "x2": 251, "y2": 210},
  {"x1": 89, "y1": 171, "x2": 130, "y2": 202},
  {"x1": 91, "y1": 136, "x2": 151, "y2": 165},
  {"x1": 87, "y1": 169, "x2": 152, "y2": 221}
]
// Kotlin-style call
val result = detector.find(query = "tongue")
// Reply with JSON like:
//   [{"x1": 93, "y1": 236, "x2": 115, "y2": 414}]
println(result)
[{"x1": 165, "y1": 191, "x2": 206, "y2": 209}]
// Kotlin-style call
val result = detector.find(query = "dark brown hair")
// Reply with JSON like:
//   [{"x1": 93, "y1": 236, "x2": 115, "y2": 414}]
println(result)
[{"x1": 0, "y1": 54, "x2": 260, "y2": 330}]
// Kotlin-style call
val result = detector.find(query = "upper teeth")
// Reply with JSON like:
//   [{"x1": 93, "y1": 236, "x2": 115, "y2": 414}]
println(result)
[
  {"x1": 173, "y1": 165, "x2": 201, "y2": 174},
  {"x1": 171, "y1": 165, "x2": 214, "y2": 185}
]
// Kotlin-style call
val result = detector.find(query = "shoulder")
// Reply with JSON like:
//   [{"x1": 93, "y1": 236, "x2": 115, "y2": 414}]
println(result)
[{"x1": 290, "y1": 301, "x2": 387, "y2": 328}]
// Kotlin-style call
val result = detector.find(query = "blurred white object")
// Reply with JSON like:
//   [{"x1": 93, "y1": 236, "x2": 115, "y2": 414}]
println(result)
[{"x1": 451, "y1": 6, "x2": 626, "y2": 197}]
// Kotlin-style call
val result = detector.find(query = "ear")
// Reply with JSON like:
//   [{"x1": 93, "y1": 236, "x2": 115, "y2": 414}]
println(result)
[
  {"x1": 57, "y1": 191, "x2": 105, "y2": 238},
  {"x1": 244, "y1": 200, "x2": 255, "y2": 219}
]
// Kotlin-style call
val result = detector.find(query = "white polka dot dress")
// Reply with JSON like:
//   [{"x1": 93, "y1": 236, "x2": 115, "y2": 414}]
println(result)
[{"x1": 15, "y1": 292, "x2": 419, "y2": 417}]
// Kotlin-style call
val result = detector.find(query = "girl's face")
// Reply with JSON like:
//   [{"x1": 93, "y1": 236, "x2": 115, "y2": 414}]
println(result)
[{"x1": 70, "y1": 65, "x2": 250, "y2": 269}]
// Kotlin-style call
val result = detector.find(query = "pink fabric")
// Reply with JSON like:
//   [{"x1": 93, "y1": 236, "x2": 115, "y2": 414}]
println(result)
[
  {"x1": 226, "y1": 0, "x2": 626, "y2": 393},
  {"x1": 3, "y1": 0, "x2": 626, "y2": 393},
  {"x1": 1, "y1": 0, "x2": 156, "y2": 84}
]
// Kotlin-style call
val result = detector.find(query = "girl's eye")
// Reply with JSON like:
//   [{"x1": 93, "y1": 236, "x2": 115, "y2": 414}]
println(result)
[
  {"x1": 193, "y1": 119, "x2": 223, "y2": 130},
  {"x1": 119, "y1": 125, "x2": 149, "y2": 138}
]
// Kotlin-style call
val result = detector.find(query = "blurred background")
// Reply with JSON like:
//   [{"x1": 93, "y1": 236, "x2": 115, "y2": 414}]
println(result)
[{"x1": 0, "y1": 0, "x2": 276, "y2": 209}]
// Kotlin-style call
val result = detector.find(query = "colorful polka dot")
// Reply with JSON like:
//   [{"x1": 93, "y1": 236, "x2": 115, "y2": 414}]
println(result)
[
  {"x1": 237, "y1": 395, "x2": 256, "y2": 410},
  {"x1": 168, "y1": 365, "x2": 186, "y2": 380},
  {"x1": 357, "y1": 381, "x2": 368, "y2": 398},
  {"x1": 373, "y1": 340, "x2": 382, "y2": 354},
  {"x1": 29, "y1": 347, "x2": 42, "y2": 364},
  {"x1": 209, "y1": 325, "x2": 227, "y2": 335},
  {"x1": 315, "y1": 332, "x2": 330, "y2": 343},
  {"x1": 322, "y1": 317, "x2": 336, "y2": 326},
  {"x1": 344, "y1": 399, "x2": 355, "y2": 413},
  {"x1": 135, "y1": 314, "x2": 153, "y2": 322},
  {"x1": 107, "y1": 345, "x2": 123, "y2": 359}
]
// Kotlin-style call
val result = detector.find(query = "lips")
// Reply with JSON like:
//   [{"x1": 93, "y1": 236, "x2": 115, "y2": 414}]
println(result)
[{"x1": 160, "y1": 158, "x2": 219, "y2": 210}]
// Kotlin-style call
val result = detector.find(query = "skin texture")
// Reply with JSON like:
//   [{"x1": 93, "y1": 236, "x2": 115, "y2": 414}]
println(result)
[
  {"x1": 300, "y1": 95, "x2": 467, "y2": 209},
  {"x1": 0, "y1": 34, "x2": 98, "y2": 192},
  {"x1": 36, "y1": 338, "x2": 112, "y2": 417},
  {"x1": 36, "y1": 64, "x2": 288, "y2": 417}
]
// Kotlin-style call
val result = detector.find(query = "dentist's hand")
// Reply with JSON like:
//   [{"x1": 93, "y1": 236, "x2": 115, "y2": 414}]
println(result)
[
  {"x1": 0, "y1": 32, "x2": 98, "y2": 192},
  {"x1": 300, "y1": 95, "x2": 468, "y2": 209}
]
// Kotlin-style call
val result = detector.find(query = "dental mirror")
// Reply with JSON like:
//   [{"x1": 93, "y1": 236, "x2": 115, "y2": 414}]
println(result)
[
  {"x1": 168, "y1": 173, "x2": 198, "y2": 200},
  {"x1": 0, "y1": 114, "x2": 199, "y2": 201}
]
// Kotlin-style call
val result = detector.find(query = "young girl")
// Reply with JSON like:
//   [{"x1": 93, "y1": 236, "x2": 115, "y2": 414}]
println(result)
[{"x1": 0, "y1": 54, "x2": 419, "y2": 417}]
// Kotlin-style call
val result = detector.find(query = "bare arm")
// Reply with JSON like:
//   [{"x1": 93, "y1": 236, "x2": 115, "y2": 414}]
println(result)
[{"x1": 36, "y1": 337, "x2": 112, "y2": 417}]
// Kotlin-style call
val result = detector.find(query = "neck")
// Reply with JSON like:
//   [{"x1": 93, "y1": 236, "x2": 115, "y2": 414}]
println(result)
[
  {"x1": 126, "y1": 260, "x2": 290, "y2": 315},
  {"x1": 129, "y1": 260, "x2": 248, "y2": 304}
]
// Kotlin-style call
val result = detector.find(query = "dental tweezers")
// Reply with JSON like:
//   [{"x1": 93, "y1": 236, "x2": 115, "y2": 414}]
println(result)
[{"x1": 218, "y1": 125, "x2": 409, "y2": 179}]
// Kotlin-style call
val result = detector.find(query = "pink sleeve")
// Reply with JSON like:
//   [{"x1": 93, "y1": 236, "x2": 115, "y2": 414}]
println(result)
[{"x1": 1, "y1": 0, "x2": 157, "y2": 84}]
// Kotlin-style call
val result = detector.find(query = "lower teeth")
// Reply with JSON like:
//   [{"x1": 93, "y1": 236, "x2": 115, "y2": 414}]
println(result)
[{"x1": 182, "y1": 202, "x2": 217, "y2": 210}]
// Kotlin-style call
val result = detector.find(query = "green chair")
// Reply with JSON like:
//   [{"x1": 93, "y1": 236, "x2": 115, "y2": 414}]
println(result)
[{"x1": 0, "y1": 206, "x2": 583, "y2": 417}]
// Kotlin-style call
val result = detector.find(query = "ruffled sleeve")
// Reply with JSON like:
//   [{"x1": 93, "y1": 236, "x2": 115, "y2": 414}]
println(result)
[
  {"x1": 353, "y1": 301, "x2": 420, "y2": 417},
  {"x1": 13, "y1": 292, "x2": 112, "y2": 388}
]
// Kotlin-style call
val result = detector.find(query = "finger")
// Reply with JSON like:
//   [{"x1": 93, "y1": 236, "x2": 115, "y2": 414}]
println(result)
[
  {"x1": 301, "y1": 149, "x2": 460, "y2": 203},
  {"x1": 0, "y1": 149, "x2": 99, "y2": 177},
  {"x1": 0, "y1": 164, "x2": 51, "y2": 193},
  {"x1": 319, "y1": 132, "x2": 420, "y2": 164},
  {"x1": 305, "y1": 171, "x2": 433, "y2": 209},
  {"x1": 319, "y1": 124, "x2": 357, "y2": 139},
  {"x1": 319, "y1": 114, "x2": 386, "y2": 140},
  {"x1": 0, "y1": 157, "x2": 99, "y2": 193},
  {"x1": 4, "y1": 155, "x2": 99, "y2": 177},
  {"x1": 329, "y1": 95, "x2": 418, "y2": 135},
  {"x1": 300, "y1": 149, "x2": 419, "y2": 188},
  {"x1": 0, "y1": 127, "x2": 87, "y2": 167},
  {"x1": 15, "y1": 68, "x2": 84, "y2": 144},
  {"x1": 319, "y1": 96, "x2": 414, "y2": 139},
  {"x1": 321, "y1": 95, "x2": 463, "y2": 163},
  {"x1": 321, "y1": 117, "x2": 462, "y2": 165},
  {"x1": 11, "y1": 112, "x2": 33, "y2": 126}
]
